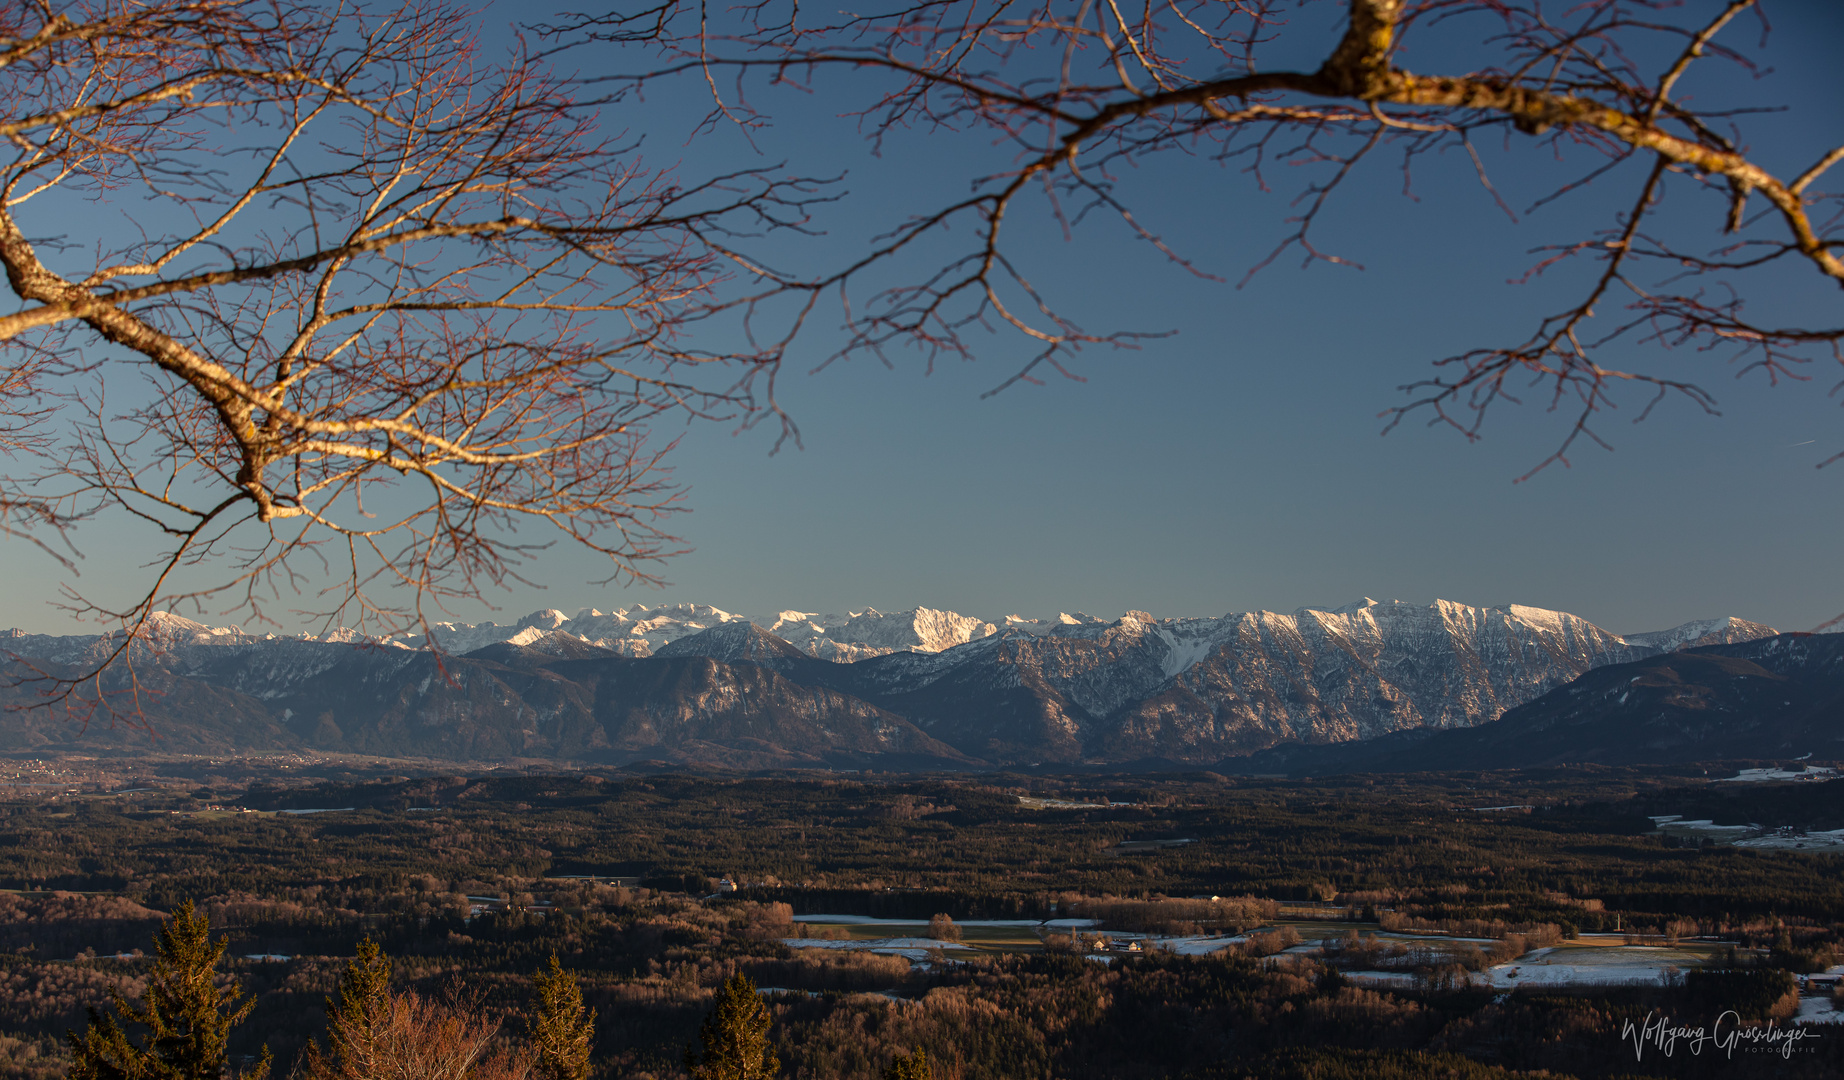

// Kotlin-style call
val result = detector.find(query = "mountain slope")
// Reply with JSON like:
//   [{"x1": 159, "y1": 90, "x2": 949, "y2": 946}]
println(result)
[
  {"x1": 1620, "y1": 616, "x2": 1779, "y2": 652},
  {"x1": 0, "y1": 659, "x2": 301, "y2": 755},
  {"x1": 708, "y1": 600, "x2": 1678, "y2": 763},
  {"x1": 0, "y1": 599, "x2": 1785, "y2": 767},
  {"x1": 654, "y1": 622, "x2": 811, "y2": 664},
  {"x1": 1227, "y1": 633, "x2": 1844, "y2": 773},
  {"x1": 1099, "y1": 600, "x2": 1641, "y2": 760},
  {"x1": 0, "y1": 645, "x2": 971, "y2": 768}
]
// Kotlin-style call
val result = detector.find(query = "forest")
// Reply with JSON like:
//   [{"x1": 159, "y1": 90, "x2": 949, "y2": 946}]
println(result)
[{"x1": 3, "y1": 764, "x2": 1842, "y2": 1078}]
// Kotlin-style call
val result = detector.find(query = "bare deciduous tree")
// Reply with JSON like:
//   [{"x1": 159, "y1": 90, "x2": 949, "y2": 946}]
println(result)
[
  {"x1": 0, "y1": 0, "x2": 821, "y2": 699},
  {"x1": 7, "y1": 0, "x2": 1841, "y2": 709},
  {"x1": 302, "y1": 940, "x2": 532, "y2": 1080},
  {"x1": 577, "y1": 0, "x2": 1842, "y2": 476}
]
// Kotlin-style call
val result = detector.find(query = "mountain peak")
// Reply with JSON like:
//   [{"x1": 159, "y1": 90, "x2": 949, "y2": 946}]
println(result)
[
  {"x1": 516, "y1": 609, "x2": 572, "y2": 631},
  {"x1": 653, "y1": 621, "x2": 807, "y2": 663},
  {"x1": 1622, "y1": 616, "x2": 1780, "y2": 653},
  {"x1": 829, "y1": 607, "x2": 998, "y2": 653}
]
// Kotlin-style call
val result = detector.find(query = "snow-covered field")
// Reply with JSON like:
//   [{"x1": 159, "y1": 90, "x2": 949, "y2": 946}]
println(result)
[
  {"x1": 1734, "y1": 829, "x2": 1844, "y2": 851},
  {"x1": 784, "y1": 915, "x2": 1083, "y2": 960},
  {"x1": 1715, "y1": 767, "x2": 1838, "y2": 784},
  {"x1": 1650, "y1": 813, "x2": 1844, "y2": 851},
  {"x1": 788, "y1": 915, "x2": 1098, "y2": 928},
  {"x1": 783, "y1": 937, "x2": 972, "y2": 961},
  {"x1": 786, "y1": 914, "x2": 1249, "y2": 958},
  {"x1": 1347, "y1": 941, "x2": 1722, "y2": 990},
  {"x1": 784, "y1": 916, "x2": 1515, "y2": 964},
  {"x1": 1483, "y1": 944, "x2": 1706, "y2": 988},
  {"x1": 779, "y1": 917, "x2": 1746, "y2": 989},
  {"x1": 1017, "y1": 796, "x2": 1141, "y2": 810},
  {"x1": 1795, "y1": 997, "x2": 1844, "y2": 1025},
  {"x1": 1162, "y1": 935, "x2": 1250, "y2": 956},
  {"x1": 1648, "y1": 816, "x2": 1756, "y2": 842}
]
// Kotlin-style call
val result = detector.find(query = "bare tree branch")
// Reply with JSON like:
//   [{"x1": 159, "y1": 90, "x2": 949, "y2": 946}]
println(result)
[
  {"x1": 561, "y1": 0, "x2": 1839, "y2": 476},
  {"x1": 0, "y1": 0, "x2": 831, "y2": 720}
]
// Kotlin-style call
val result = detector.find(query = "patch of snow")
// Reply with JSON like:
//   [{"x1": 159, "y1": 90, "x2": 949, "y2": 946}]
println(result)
[
  {"x1": 782, "y1": 937, "x2": 972, "y2": 953},
  {"x1": 1717, "y1": 767, "x2": 1839, "y2": 784},
  {"x1": 1795, "y1": 997, "x2": 1844, "y2": 1025},
  {"x1": 1157, "y1": 630, "x2": 1218, "y2": 679},
  {"x1": 1734, "y1": 829, "x2": 1844, "y2": 851},
  {"x1": 1483, "y1": 944, "x2": 1710, "y2": 988},
  {"x1": 1163, "y1": 935, "x2": 1249, "y2": 956},
  {"x1": 1654, "y1": 819, "x2": 1755, "y2": 841}
]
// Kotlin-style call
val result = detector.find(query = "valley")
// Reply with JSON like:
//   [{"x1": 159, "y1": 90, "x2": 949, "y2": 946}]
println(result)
[
  {"x1": 8, "y1": 599, "x2": 1844, "y2": 1079},
  {"x1": 3, "y1": 766, "x2": 1842, "y2": 1079}
]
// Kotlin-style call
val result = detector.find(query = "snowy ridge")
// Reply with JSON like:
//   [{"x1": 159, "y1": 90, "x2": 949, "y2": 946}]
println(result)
[
  {"x1": 758, "y1": 606, "x2": 999, "y2": 660},
  {"x1": 3, "y1": 599, "x2": 1773, "y2": 676},
  {"x1": 1620, "y1": 616, "x2": 1778, "y2": 652},
  {"x1": 0, "y1": 611, "x2": 404, "y2": 667}
]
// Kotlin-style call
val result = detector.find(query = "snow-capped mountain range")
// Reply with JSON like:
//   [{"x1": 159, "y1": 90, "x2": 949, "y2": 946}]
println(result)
[
  {"x1": 0, "y1": 599, "x2": 1782, "y2": 767},
  {"x1": 0, "y1": 598, "x2": 1772, "y2": 666},
  {"x1": 402, "y1": 603, "x2": 1010, "y2": 662},
  {"x1": 0, "y1": 602, "x2": 1012, "y2": 664}
]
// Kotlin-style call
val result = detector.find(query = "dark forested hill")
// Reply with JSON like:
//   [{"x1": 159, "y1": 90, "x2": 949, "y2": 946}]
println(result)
[
  {"x1": 0, "y1": 646, "x2": 970, "y2": 769},
  {"x1": 1228, "y1": 634, "x2": 1844, "y2": 774}
]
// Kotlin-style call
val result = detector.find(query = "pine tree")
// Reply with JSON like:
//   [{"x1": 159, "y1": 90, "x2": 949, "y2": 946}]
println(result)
[
  {"x1": 67, "y1": 899, "x2": 270, "y2": 1080},
  {"x1": 684, "y1": 973, "x2": 778, "y2": 1080},
  {"x1": 300, "y1": 939, "x2": 395, "y2": 1080},
  {"x1": 883, "y1": 1048, "x2": 931, "y2": 1080},
  {"x1": 531, "y1": 953, "x2": 595, "y2": 1080}
]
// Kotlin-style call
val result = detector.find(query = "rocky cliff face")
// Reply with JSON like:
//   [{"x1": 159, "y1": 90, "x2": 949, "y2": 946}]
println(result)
[
  {"x1": 0, "y1": 598, "x2": 1780, "y2": 766},
  {"x1": 1098, "y1": 600, "x2": 1641, "y2": 760},
  {"x1": 651, "y1": 599, "x2": 1776, "y2": 764}
]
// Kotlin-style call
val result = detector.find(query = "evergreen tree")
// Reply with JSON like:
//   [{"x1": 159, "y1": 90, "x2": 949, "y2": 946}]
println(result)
[
  {"x1": 883, "y1": 1048, "x2": 931, "y2": 1080},
  {"x1": 67, "y1": 899, "x2": 270, "y2": 1080},
  {"x1": 300, "y1": 939, "x2": 395, "y2": 1080},
  {"x1": 684, "y1": 973, "x2": 778, "y2": 1080},
  {"x1": 531, "y1": 953, "x2": 595, "y2": 1080}
]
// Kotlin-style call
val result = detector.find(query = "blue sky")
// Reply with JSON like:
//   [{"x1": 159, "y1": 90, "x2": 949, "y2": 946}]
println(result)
[{"x1": 4, "y1": 1, "x2": 1842, "y2": 637}]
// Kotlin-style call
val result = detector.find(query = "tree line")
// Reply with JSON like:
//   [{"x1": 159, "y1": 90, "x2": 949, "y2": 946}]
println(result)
[
  {"x1": 65, "y1": 901, "x2": 945, "y2": 1080},
  {"x1": 45, "y1": 898, "x2": 1837, "y2": 1080}
]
